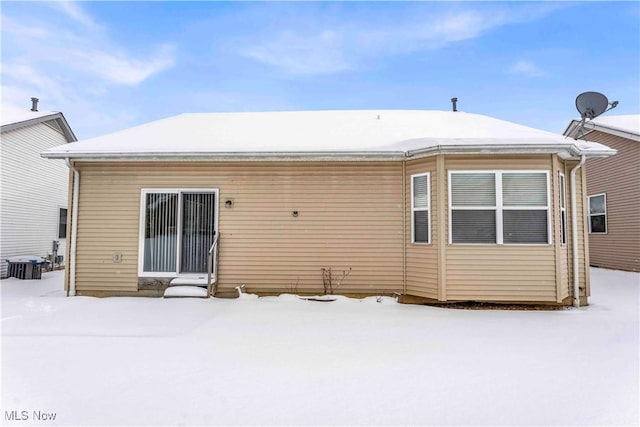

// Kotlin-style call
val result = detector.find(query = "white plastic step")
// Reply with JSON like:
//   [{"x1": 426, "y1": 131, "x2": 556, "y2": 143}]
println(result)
[{"x1": 164, "y1": 285, "x2": 208, "y2": 298}]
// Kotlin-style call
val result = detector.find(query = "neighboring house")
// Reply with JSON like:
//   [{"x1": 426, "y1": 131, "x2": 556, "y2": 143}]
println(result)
[
  {"x1": 42, "y1": 110, "x2": 615, "y2": 305},
  {"x1": 563, "y1": 115, "x2": 640, "y2": 272},
  {"x1": 1, "y1": 103, "x2": 77, "y2": 277}
]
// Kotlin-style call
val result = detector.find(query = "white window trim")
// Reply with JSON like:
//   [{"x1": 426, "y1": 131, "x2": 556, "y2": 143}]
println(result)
[
  {"x1": 411, "y1": 172, "x2": 431, "y2": 244},
  {"x1": 587, "y1": 193, "x2": 607, "y2": 234},
  {"x1": 138, "y1": 188, "x2": 219, "y2": 277},
  {"x1": 448, "y1": 170, "x2": 551, "y2": 245},
  {"x1": 58, "y1": 206, "x2": 68, "y2": 240},
  {"x1": 559, "y1": 172, "x2": 567, "y2": 245}
]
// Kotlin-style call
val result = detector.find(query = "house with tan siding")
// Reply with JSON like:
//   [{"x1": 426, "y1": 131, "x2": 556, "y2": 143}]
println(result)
[
  {"x1": 1, "y1": 102, "x2": 77, "y2": 277},
  {"x1": 563, "y1": 115, "x2": 640, "y2": 272},
  {"x1": 41, "y1": 110, "x2": 615, "y2": 306}
]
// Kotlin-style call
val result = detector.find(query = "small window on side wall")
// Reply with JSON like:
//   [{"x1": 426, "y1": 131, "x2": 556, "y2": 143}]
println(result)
[
  {"x1": 411, "y1": 173, "x2": 430, "y2": 244},
  {"x1": 59, "y1": 208, "x2": 68, "y2": 239},
  {"x1": 588, "y1": 194, "x2": 606, "y2": 233},
  {"x1": 559, "y1": 173, "x2": 567, "y2": 245}
]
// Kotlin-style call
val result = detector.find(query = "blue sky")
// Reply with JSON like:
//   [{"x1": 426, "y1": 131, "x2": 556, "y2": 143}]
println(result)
[{"x1": 2, "y1": 1, "x2": 638, "y2": 140}]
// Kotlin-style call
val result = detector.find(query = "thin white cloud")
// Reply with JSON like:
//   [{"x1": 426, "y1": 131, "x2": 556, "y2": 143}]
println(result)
[
  {"x1": 238, "y1": 3, "x2": 566, "y2": 76},
  {"x1": 49, "y1": 1, "x2": 101, "y2": 31},
  {"x1": 508, "y1": 60, "x2": 548, "y2": 78},
  {"x1": 243, "y1": 30, "x2": 349, "y2": 76},
  {"x1": 2, "y1": 62, "x2": 67, "y2": 102},
  {"x1": 64, "y1": 44, "x2": 176, "y2": 85},
  {"x1": 0, "y1": 14, "x2": 49, "y2": 38},
  {"x1": 2, "y1": 3, "x2": 175, "y2": 87},
  {"x1": 1, "y1": 3, "x2": 176, "y2": 138}
]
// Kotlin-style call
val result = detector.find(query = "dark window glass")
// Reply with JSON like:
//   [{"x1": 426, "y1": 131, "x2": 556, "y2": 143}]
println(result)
[
  {"x1": 413, "y1": 211, "x2": 429, "y2": 243},
  {"x1": 590, "y1": 215, "x2": 606, "y2": 233},
  {"x1": 58, "y1": 208, "x2": 68, "y2": 239},
  {"x1": 451, "y1": 210, "x2": 496, "y2": 243},
  {"x1": 503, "y1": 210, "x2": 548, "y2": 244}
]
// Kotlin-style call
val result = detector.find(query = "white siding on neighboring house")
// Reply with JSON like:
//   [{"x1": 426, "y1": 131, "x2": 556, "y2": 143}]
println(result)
[{"x1": 1, "y1": 121, "x2": 69, "y2": 277}]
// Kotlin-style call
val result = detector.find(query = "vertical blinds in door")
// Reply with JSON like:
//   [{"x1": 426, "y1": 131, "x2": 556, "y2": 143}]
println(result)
[{"x1": 181, "y1": 193, "x2": 216, "y2": 273}]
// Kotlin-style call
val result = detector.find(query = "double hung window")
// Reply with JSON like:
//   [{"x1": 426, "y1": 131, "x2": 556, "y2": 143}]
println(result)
[
  {"x1": 558, "y1": 173, "x2": 567, "y2": 245},
  {"x1": 411, "y1": 173, "x2": 430, "y2": 244},
  {"x1": 588, "y1": 194, "x2": 607, "y2": 233},
  {"x1": 449, "y1": 171, "x2": 550, "y2": 244}
]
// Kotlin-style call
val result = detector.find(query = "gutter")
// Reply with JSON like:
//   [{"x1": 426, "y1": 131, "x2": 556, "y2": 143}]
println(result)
[
  {"x1": 570, "y1": 155, "x2": 586, "y2": 308},
  {"x1": 42, "y1": 143, "x2": 616, "y2": 162},
  {"x1": 41, "y1": 151, "x2": 405, "y2": 162},
  {"x1": 65, "y1": 158, "x2": 80, "y2": 297},
  {"x1": 406, "y1": 143, "x2": 614, "y2": 160}
]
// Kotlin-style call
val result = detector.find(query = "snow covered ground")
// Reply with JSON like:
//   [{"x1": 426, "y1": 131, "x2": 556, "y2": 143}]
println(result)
[{"x1": 1, "y1": 268, "x2": 638, "y2": 426}]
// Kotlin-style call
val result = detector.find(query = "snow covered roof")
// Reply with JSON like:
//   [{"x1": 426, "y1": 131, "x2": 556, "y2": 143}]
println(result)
[
  {"x1": 41, "y1": 110, "x2": 614, "y2": 161},
  {"x1": 563, "y1": 114, "x2": 640, "y2": 142},
  {"x1": 1, "y1": 105, "x2": 77, "y2": 142}
]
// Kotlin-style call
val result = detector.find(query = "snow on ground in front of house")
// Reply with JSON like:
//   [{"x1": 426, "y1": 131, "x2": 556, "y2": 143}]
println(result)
[{"x1": 1, "y1": 269, "x2": 638, "y2": 426}]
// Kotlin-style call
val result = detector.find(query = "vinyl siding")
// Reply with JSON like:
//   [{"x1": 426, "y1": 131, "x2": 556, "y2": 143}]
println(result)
[
  {"x1": 69, "y1": 154, "x2": 589, "y2": 303},
  {"x1": 405, "y1": 157, "x2": 438, "y2": 299},
  {"x1": 582, "y1": 131, "x2": 640, "y2": 272},
  {"x1": 73, "y1": 162, "x2": 404, "y2": 294},
  {"x1": 0, "y1": 122, "x2": 68, "y2": 277},
  {"x1": 443, "y1": 155, "x2": 557, "y2": 302}
]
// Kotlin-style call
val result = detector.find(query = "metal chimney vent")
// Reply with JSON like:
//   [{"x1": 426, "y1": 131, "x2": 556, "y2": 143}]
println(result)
[
  {"x1": 451, "y1": 97, "x2": 458, "y2": 112},
  {"x1": 31, "y1": 97, "x2": 39, "y2": 112}
]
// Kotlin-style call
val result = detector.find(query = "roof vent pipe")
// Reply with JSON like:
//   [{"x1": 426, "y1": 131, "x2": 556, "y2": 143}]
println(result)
[
  {"x1": 31, "y1": 97, "x2": 39, "y2": 112},
  {"x1": 451, "y1": 97, "x2": 458, "y2": 112}
]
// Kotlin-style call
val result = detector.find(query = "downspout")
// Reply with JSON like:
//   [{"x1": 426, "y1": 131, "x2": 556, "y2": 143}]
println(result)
[
  {"x1": 65, "y1": 158, "x2": 79, "y2": 297},
  {"x1": 570, "y1": 155, "x2": 586, "y2": 308},
  {"x1": 402, "y1": 160, "x2": 407, "y2": 295}
]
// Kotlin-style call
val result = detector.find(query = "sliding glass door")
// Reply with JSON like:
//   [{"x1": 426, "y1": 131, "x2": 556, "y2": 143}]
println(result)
[
  {"x1": 140, "y1": 190, "x2": 217, "y2": 276},
  {"x1": 180, "y1": 193, "x2": 216, "y2": 274}
]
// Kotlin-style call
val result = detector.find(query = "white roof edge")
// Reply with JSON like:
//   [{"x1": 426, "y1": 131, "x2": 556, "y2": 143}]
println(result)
[
  {"x1": 1, "y1": 111, "x2": 78, "y2": 142},
  {"x1": 41, "y1": 151, "x2": 406, "y2": 162},
  {"x1": 41, "y1": 143, "x2": 616, "y2": 162},
  {"x1": 407, "y1": 143, "x2": 616, "y2": 159},
  {"x1": 563, "y1": 118, "x2": 640, "y2": 142},
  {"x1": 1, "y1": 112, "x2": 61, "y2": 130}
]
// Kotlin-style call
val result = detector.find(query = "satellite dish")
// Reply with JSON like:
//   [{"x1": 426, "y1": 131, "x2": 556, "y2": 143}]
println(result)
[
  {"x1": 571, "y1": 91, "x2": 619, "y2": 140},
  {"x1": 575, "y1": 91, "x2": 609, "y2": 120}
]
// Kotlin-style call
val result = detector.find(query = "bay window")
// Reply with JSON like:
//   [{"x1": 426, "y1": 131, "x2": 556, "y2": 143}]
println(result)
[{"x1": 449, "y1": 171, "x2": 550, "y2": 244}]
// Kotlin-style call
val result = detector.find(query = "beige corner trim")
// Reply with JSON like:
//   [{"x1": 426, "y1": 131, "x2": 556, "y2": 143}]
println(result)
[{"x1": 437, "y1": 154, "x2": 447, "y2": 301}]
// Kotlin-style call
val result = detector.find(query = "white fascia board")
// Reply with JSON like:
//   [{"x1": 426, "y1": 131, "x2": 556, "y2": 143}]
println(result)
[
  {"x1": 41, "y1": 144, "x2": 616, "y2": 162},
  {"x1": 40, "y1": 151, "x2": 407, "y2": 162},
  {"x1": 409, "y1": 143, "x2": 616, "y2": 160},
  {"x1": 1, "y1": 113, "x2": 61, "y2": 133},
  {"x1": 588, "y1": 123, "x2": 640, "y2": 142},
  {"x1": 563, "y1": 119, "x2": 640, "y2": 142},
  {"x1": 562, "y1": 120, "x2": 583, "y2": 139},
  {"x1": 1, "y1": 112, "x2": 78, "y2": 143}
]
